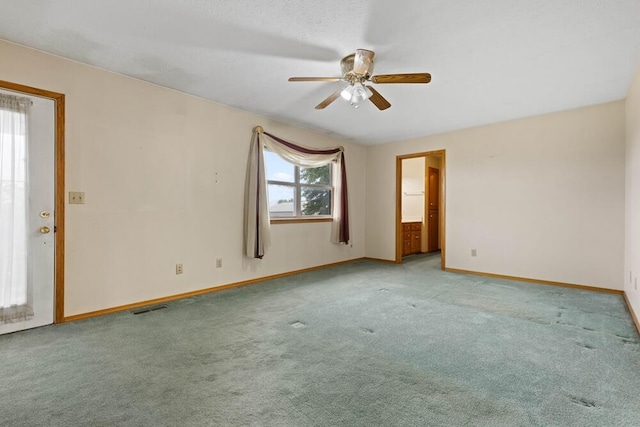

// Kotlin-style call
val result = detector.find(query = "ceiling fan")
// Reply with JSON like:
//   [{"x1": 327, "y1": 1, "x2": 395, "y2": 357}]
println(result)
[{"x1": 288, "y1": 49, "x2": 431, "y2": 111}]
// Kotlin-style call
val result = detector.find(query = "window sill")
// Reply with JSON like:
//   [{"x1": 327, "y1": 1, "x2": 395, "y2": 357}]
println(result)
[{"x1": 270, "y1": 218, "x2": 333, "y2": 225}]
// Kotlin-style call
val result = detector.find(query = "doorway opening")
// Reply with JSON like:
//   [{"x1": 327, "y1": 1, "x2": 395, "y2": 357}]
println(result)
[
  {"x1": 0, "y1": 79, "x2": 65, "y2": 333},
  {"x1": 395, "y1": 150, "x2": 445, "y2": 268}
]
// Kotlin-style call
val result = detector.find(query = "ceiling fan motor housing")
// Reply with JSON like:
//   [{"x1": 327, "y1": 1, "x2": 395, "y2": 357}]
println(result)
[{"x1": 341, "y1": 52, "x2": 374, "y2": 83}]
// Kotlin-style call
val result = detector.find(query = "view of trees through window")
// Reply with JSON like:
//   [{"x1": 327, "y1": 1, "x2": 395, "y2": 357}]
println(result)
[
  {"x1": 300, "y1": 165, "x2": 331, "y2": 216},
  {"x1": 264, "y1": 150, "x2": 332, "y2": 218}
]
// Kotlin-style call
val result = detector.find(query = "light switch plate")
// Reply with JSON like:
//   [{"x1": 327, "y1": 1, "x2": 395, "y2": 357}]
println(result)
[{"x1": 69, "y1": 191, "x2": 85, "y2": 204}]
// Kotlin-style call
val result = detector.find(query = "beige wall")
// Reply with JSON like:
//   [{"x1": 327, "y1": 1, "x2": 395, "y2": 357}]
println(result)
[
  {"x1": 401, "y1": 157, "x2": 424, "y2": 222},
  {"x1": 0, "y1": 40, "x2": 366, "y2": 317},
  {"x1": 625, "y1": 64, "x2": 640, "y2": 316},
  {"x1": 367, "y1": 102, "x2": 626, "y2": 290}
]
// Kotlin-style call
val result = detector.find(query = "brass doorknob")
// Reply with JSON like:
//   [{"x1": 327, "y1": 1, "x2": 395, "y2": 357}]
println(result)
[{"x1": 39, "y1": 226, "x2": 51, "y2": 234}]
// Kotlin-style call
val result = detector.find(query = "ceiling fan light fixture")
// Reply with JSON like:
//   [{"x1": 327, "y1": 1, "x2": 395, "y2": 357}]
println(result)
[
  {"x1": 341, "y1": 82, "x2": 371, "y2": 108},
  {"x1": 351, "y1": 82, "x2": 370, "y2": 104},
  {"x1": 340, "y1": 83, "x2": 354, "y2": 101}
]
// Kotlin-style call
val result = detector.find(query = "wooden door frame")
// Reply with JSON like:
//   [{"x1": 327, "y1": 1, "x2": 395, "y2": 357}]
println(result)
[
  {"x1": 395, "y1": 150, "x2": 446, "y2": 269},
  {"x1": 0, "y1": 79, "x2": 65, "y2": 323}
]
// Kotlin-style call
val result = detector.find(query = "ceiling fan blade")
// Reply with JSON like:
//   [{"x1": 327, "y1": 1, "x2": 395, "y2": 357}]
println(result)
[
  {"x1": 353, "y1": 49, "x2": 375, "y2": 75},
  {"x1": 315, "y1": 88, "x2": 344, "y2": 110},
  {"x1": 366, "y1": 86, "x2": 391, "y2": 110},
  {"x1": 289, "y1": 77, "x2": 342, "y2": 82},
  {"x1": 370, "y1": 73, "x2": 432, "y2": 84}
]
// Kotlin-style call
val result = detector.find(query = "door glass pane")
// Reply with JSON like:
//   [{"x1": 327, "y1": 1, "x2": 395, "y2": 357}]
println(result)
[
  {"x1": 0, "y1": 98, "x2": 30, "y2": 322},
  {"x1": 268, "y1": 184, "x2": 295, "y2": 217},
  {"x1": 300, "y1": 164, "x2": 330, "y2": 185},
  {"x1": 264, "y1": 150, "x2": 294, "y2": 183},
  {"x1": 301, "y1": 187, "x2": 331, "y2": 216}
]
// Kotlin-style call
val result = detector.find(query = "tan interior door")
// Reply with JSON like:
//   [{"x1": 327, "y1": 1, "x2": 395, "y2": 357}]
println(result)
[{"x1": 427, "y1": 167, "x2": 440, "y2": 252}]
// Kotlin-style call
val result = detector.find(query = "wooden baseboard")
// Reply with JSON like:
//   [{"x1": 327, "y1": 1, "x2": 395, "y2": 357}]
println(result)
[
  {"x1": 363, "y1": 257, "x2": 399, "y2": 264},
  {"x1": 623, "y1": 292, "x2": 640, "y2": 335},
  {"x1": 445, "y1": 267, "x2": 623, "y2": 295},
  {"x1": 63, "y1": 257, "x2": 366, "y2": 322}
]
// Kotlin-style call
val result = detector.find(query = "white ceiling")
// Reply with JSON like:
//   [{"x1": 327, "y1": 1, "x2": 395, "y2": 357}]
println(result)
[{"x1": 1, "y1": 0, "x2": 640, "y2": 145}]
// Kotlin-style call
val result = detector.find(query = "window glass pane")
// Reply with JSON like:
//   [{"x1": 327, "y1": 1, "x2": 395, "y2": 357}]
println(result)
[
  {"x1": 301, "y1": 187, "x2": 331, "y2": 216},
  {"x1": 264, "y1": 150, "x2": 294, "y2": 183},
  {"x1": 268, "y1": 184, "x2": 295, "y2": 217},
  {"x1": 300, "y1": 164, "x2": 330, "y2": 185}
]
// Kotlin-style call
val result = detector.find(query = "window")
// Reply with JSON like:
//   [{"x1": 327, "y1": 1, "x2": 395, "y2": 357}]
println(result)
[
  {"x1": 1, "y1": 95, "x2": 31, "y2": 323},
  {"x1": 264, "y1": 150, "x2": 332, "y2": 219}
]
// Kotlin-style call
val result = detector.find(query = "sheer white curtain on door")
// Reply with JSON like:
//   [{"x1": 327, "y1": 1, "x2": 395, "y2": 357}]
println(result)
[{"x1": 0, "y1": 94, "x2": 32, "y2": 324}]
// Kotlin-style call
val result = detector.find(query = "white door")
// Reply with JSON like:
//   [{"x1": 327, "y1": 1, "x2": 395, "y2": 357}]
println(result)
[{"x1": 0, "y1": 89, "x2": 55, "y2": 335}]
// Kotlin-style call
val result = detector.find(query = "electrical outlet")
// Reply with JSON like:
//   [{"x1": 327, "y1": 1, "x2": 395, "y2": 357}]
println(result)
[
  {"x1": 216, "y1": 258, "x2": 223, "y2": 268},
  {"x1": 69, "y1": 191, "x2": 85, "y2": 204},
  {"x1": 176, "y1": 263, "x2": 183, "y2": 274},
  {"x1": 471, "y1": 249, "x2": 477, "y2": 257}
]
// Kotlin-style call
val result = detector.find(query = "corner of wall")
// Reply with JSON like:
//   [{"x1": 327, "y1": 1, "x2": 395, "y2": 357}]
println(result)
[{"x1": 624, "y1": 61, "x2": 640, "y2": 330}]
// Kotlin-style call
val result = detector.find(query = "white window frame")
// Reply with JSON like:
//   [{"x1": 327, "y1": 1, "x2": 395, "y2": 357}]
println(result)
[{"x1": 265, "y1": 152, "x2": 334, "y2": 220}]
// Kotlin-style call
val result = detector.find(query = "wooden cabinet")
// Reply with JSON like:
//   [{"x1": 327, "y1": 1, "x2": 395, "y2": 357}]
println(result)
[{"x1": 402, "y1": 222, "x2": 422, "y2": 256}]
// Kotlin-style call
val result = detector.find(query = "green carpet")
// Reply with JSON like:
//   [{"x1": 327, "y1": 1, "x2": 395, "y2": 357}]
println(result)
[{"x1": 1, "y1": 253, "x2": 639, "y2": 426}]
